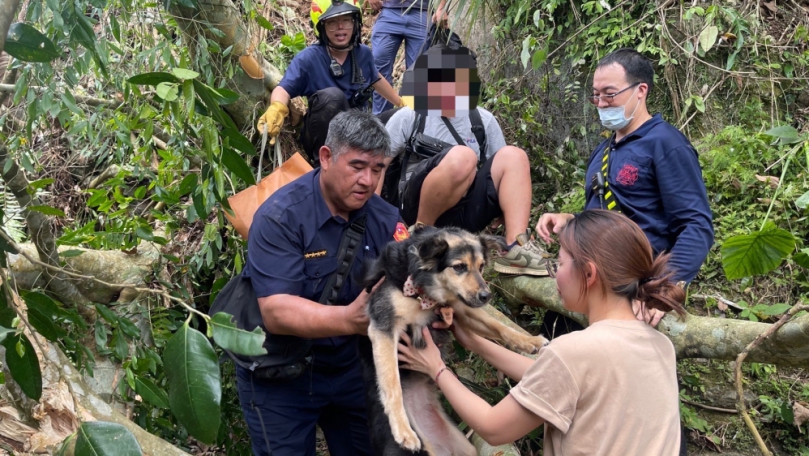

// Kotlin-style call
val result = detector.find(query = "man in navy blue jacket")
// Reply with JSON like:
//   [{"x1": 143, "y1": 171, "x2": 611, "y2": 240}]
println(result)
[{"x1": 537, "y1": 48, "x2": 714, "y2": 321}]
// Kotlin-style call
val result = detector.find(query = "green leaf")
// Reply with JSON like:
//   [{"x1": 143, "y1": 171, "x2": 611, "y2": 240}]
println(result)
[
  {"x1": 128, "y1": 72, "x2": 179, "y2": 86},
  {"x1": 60, "y1": 249, "x2": 85, "y2": 258},
  {"x1": 256, "y1": 15, "x2": 274, "y2": 31},
  {"x1": 222, "y1": 127, "x2": 255, "y2": 156},
  {"x1": 75, "y1": 421, "x2": 143, "y2": 456},
  {"x1": 698, "y1": 25, "x2": 718, "y2": 52},
  {"x1": 28, "y1": 177, "x2": 55, "y2": 192},
  {"x1": 221, "y1": 148, "x2": 256, "y2": 185},
  {"x1": 178, "y1": 174, "x2": 199, "y2": 196},
  {"x1": 762, "y1": 303, "x2": 791, "y2": 316},
  {"x1": 135, "y1": 226, "x2": 154, "y2": 241},
  {"x1": 171, "y1": 68, "x2": 200, "y2": 80},
  {"x1": 156, "y1": 82, "x2": 179, "y2": 102},
  {"x1": 721, "y1": 223, "x2": 796, "y2": 280},
  {"x1": 531, "y1": 47, "x2": 547, "y2": 70},
  {"x1": 27, "y1": 205, "x2": 65, "y2": 216},
  {"x1": 94, "y1": 303, "x2": 119, "y2": 325},
  {"x1": 763, "y1": 125, "x2": 802, "y2": 145},
  {"x1": 793, "y1": 248, "x2": 809, "y2": 269},
  {"x1": 164, "y1": 321, "x2": 221, "y2": 443},
  {"x1": 520, "y1": 36, "x2": 531, "y2": 69},
  {"x1": 4, "y1": 23, "x2": 61, "y2": 62},
  {"x1": 210, "y1": 312, "x2": 267, "y2": 356},
  {"x1": 796, "y1": 191, "x2": 809, "y2": 210},
  {"x1": 0, "y1": 326, "x2": 16, "y2": 344},
  {"x1": 95, "y1": 320, "x2": 108, "y2": 349},
  {"x1": 3, "y1": 334, "x2": 42, "y2": 401},
  {"x1": 134, "y1": 377, "x2": 170, "y2": 409},
  {"x1": 113, "y1": 329, "x2": 129, "y2": 360},
  {"x1": 23, "y1": 292, "x2": 66, "y2": 342}
]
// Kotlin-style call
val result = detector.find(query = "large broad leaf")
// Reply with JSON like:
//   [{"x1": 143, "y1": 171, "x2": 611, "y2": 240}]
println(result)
[
  {"x1": 210, "y1": 312, "x2": 267, "y2": 356},
  {"x1": 128, "y1": 72, "x2": 179, "y2": 86},
  {"x1": 721, "y1": 223, "x2": 795, "y2": 280},
  {"x1": 164, "y1": 321, "x2": 221, "y2": 443},
  {"x1": 763, "y1": 125, "x2": 803, "y2": 145},
  {"x1": 222, "y1": 127, "x2": 255, "y2": 156},
  {"x1": 221, "y1": 147, "x2": 256, "y2": 186},
  {"x1": 22, "y1": 292, "x2": 66, "y2": 342},
  {"x1": 3, "y1": 334, "x2": 42, "y2": 401},
  {"x1": 134, "y1": 377, "x2": 170, "y2": 409},
  {"x1": 0, "y1": 326, "x2": 16, "y2": 344},
  {"x1": 4, "y1": 23, "x2": 61, "y2": 62},
  {"x1": 75, "y1": 421, "x2": 143, "y2": 456},
  {"x1": 699, "y1": 25, "x2": 719, "y2": 52}
]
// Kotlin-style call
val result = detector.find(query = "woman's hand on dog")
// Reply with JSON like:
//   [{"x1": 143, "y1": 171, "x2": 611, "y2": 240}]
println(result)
[{"x1": 398, "y1": 328, "x2": 445, "y2": 379}]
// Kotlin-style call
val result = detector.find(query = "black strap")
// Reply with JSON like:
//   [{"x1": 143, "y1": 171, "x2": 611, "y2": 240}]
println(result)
[
  {"x1": 440, "y1": 109, "x2": 487, "y2": 156},
  {"x1": 468, "y1": 108, "x2": 487, "y2": 156},
  {"x1": 397, "y1": 114, "x2": 426, "y2": 209},
  {"x1": 440, "y1": 116, "x2": 466, "y2": 146},
  {"x1": 319, "y1": 214, "x2": 367, "y2": 305}
]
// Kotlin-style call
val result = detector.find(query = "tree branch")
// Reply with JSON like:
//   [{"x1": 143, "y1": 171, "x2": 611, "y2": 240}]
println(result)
[
  {"x1": 0, "y1": 0, "x2": 21, "y2": 54},
  {"x1": 734, "y1": 303, "x2": 809, "y2": 456},
  {"x1": 0, "y1": 84, "x2": 122, "y2": 107},
  {"x1": 494, "y1": 275, "x2": 809, "y2": 366},
  {"x1": 0, "y1": 144, "x2": 92, "y2": 311}
]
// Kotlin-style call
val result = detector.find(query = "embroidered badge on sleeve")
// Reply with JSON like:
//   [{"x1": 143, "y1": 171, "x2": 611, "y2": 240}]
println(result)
[{"x1": 393, "y1": 222, "x2": 409, "y2": 242}]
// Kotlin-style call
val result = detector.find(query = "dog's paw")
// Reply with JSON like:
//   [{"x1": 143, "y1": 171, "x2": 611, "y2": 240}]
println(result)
[
  {"x1": 392, "y1": 424, "x2": 422, "y2": 451},
  {"x1": 514, "y1": 335, "x2": 549, "y2": 354}
]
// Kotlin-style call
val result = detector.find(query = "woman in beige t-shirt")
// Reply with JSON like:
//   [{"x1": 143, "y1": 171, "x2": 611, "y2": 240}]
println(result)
[{"x1": 398, "y1": 209, "x2": 686, "y2": 455}]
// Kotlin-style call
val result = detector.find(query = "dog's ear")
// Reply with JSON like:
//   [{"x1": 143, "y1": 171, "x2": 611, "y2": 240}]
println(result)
[
  {"x1": 418, "y1": 235, "x2": 448, "y2": 268},
  {"x1": 480, "y1": 234, "x2": 508, "y2": 254}
]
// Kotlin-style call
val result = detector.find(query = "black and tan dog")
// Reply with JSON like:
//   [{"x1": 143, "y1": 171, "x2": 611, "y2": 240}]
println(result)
[{"x1": 360, "y1": 226, "x2": 548, "y2": 455}]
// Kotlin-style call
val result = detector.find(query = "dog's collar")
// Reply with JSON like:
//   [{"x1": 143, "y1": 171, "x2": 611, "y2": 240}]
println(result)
[{"x1": 403, "y1": 275, "x2": 439, "y2": 310}]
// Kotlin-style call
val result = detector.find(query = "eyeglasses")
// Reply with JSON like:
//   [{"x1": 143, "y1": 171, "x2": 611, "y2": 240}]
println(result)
[
  {"x1": 546, "y1": 260, "x2": 558, "y2": 278},
  {"x1": 586, "y1": 82, "x2": 640, "y2": 105},
  {"x1": 324, "y1": 16, "x2": 354, "y2": 31}
]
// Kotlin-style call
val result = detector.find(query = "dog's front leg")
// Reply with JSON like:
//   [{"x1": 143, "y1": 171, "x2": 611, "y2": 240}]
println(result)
[
  {"x1": 456, "y1": 306, "x2": 548, "y2": 354},
  {"x1": 368, "y1": 322, "x2": 422, "y2": 452}
]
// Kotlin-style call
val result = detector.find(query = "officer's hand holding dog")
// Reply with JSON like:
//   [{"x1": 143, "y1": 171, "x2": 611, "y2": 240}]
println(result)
[{"x1": 343, "y1": 289, "x2": 371, "y2": 335}]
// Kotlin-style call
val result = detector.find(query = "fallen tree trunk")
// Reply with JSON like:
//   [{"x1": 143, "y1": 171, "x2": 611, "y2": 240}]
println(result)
[
  {"x1": 494, "y1": 275, "x2": 809, "y2": 366},
  {"x1": 7, "y1": 243, "x2": 161, "y2": 304}
]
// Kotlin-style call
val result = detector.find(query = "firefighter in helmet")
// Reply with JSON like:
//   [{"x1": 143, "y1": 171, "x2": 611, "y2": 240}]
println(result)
[{"x1": 257, "y1": 0, "x2": 405, "y2": 165}]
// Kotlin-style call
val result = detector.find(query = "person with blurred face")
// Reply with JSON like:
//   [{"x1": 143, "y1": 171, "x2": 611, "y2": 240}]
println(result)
[
  {"x1": 382, "y1": 45, "x2": 553, "y2": 277},
  {"x1": 238, "y1": 112, "x2": 404, "y2": 456}
]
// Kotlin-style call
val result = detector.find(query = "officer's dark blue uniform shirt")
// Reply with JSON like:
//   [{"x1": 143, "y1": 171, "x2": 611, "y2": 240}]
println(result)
[
  {"x1": 245, "y1": 168, "x2": 400, "y2": 363},
  {"x1": 584, "y1": 114, "x2": 714, "y2": 283},
  {"x1": 279, "y1": 44, "x2": 379, "y2": 101}
]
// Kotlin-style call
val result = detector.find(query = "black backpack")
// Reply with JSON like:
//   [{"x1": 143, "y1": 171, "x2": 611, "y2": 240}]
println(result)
[{"x1": 380, "y1": 109, "x2": 487, "y2": 209}]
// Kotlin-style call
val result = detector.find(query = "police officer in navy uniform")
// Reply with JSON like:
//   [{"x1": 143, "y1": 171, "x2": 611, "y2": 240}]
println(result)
[
  {"x1": 257, "y1": 0, "x2": 406, "y2": 165},
  {"x1": 238, "y1": 111, "x2": 403, "y2": 456}
]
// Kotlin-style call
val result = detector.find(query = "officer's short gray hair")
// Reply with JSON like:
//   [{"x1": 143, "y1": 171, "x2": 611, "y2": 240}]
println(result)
[{"x1": 325, "y1": 111, "x2": 391, "y2": 161}]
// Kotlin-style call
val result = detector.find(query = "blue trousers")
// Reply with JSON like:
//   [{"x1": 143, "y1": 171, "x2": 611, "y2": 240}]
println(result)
[
  {"x1": 371, "y1": 7, "x2": 429, "y2": 114},
  {"x1": 236, "y1": 363, "x2": 372, "y2": 456}
]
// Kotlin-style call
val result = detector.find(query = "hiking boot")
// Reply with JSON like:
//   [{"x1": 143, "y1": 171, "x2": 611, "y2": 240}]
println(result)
[{"x1": 493, "y1": 231, "x2": 551, "y2": 276}]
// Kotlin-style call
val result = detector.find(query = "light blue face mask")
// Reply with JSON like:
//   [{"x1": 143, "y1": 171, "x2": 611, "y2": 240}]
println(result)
[{"x1": 597, "y1": 87, "x2": 640, "y2": 131}]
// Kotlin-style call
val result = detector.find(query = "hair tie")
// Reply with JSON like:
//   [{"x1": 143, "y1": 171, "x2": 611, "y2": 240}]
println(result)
[{"x1": 639, "y1": 276, "x2": 659, "y2": 285}]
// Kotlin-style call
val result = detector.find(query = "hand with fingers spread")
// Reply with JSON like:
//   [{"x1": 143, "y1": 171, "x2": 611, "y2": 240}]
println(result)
[
  {"x1": 535, "y1": 212, "x2": 575, "y2": 244},
  {"x1": 398, "y1": 327, "x2": 445, "y2": 379}
]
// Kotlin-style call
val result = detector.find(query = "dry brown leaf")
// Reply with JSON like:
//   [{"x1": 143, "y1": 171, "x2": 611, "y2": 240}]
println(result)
[
  {"x1": 755, "y1": 174, "x2": 780, "y2": 188},
  {"x1": 794, "y1": 401, "x2": 809, "y2": 431}
]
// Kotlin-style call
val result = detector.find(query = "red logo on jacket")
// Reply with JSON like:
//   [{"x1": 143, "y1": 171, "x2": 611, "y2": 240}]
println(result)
[{"x1": 616, "y1": 164, "x2": 639, "y2": 186}]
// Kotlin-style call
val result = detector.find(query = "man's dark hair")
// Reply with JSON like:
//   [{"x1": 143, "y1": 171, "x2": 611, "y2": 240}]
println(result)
[
  {"x1": 325, "y1": 111, "x2": 391, "y2": 160},
  {"x1": 596, "y1": 48, "x2": 654, "y2": 95}
]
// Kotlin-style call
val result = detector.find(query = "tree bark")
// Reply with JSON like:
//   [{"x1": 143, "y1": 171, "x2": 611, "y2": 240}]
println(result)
[
  {"x1": 167, "y1": 0, "x2": 283, "y2": 132},
  {"x1": 7, "y1": 243, "x2": 161, "y2": 303},
  {"x1": 0, "y1": 144, "x2": 92, "y2": 311},
  {"x1": 0, "y1": 0, "x2": 21, "y2": 55},
  {"x1": 494, "y1": 275, "x2": 809, "y2": 366}
]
